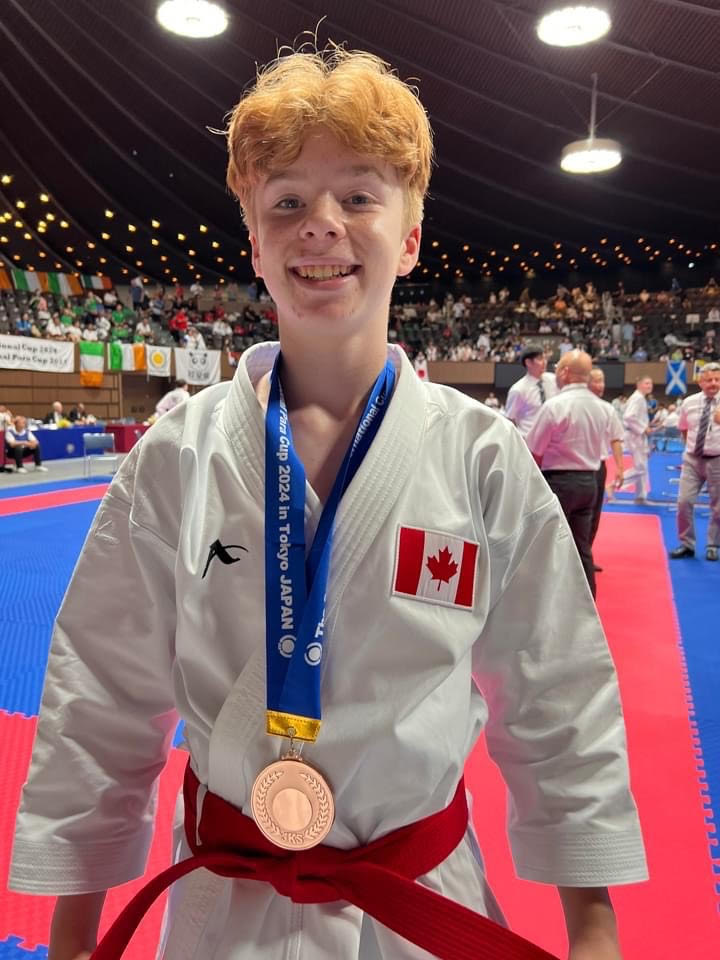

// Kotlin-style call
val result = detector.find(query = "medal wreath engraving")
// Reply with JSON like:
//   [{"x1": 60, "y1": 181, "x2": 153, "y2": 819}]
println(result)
[{"x1": 251, "y1": 757, "x2": 335, "y2": 850}]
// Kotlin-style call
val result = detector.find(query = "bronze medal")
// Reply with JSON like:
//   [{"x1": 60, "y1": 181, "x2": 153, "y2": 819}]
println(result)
[{"x1": 251, "y1": 753, "x2": 334, "y2": 850}]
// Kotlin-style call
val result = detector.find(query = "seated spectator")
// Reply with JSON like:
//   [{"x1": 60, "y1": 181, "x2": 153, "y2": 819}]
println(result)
[
  {"x1": 703, "y1": 277, "x2": 718, "y2": 296},
  {"x1": 135, "y1": 317, "x2": 153, "y2": 342},
  {"x1": 169, "y1": 308, "x2": 189, "y2": 344},
  {"x1": 5, "y1": 415, "x2": 48, "y2": 473},
  {"x1": 631, "y1": 344, "x2": 648, "y2": 361},
  {"x1": 186, "y1": 326, "x2": 206, "y2": 350},
  {"x1": 69, "y1": 402, "x2": 88, "y2": 424},
  {"x1": 103, "y1": 288, "x2": 118, "y2": 308},
  {"x1": 0, "y1": 404, "x2": 14, "y2": 428},
  {"x1": 96, "y1": 315, "x2": 111, "y2": 341},
  {"x1": 15, "y1": 312, "x2": 31, "y2": 336},
  {"x1": 664, "y1": 403, "x2": 680, "y2": 428},
  {"x1": 212, "y1": 316, "x2": 232, "y2": 348},
  {"x1": 149, "y1": 296, "x2": 165, "y2": 322},
  {"x1": 35, "y1": 293, "x2": 51, "y2": 322},
  {"x1": 45, "y1": 314, "x2": 65, "y2": 339},
  {"x1": 66, "y1": 321, "x2": 83, "y2": 343},
  {"x1": 44, "y1": 401, "x2": 64, "y2": 425},
  {"x1": 82, "y1": 323, "x2": 99, "y2": 342},
  {"x1": 111, "y1": 318, "x2": 131, "y2": 341},
  {"x1": 484, "y1": 391, "x2": 499, "y2": 409}
]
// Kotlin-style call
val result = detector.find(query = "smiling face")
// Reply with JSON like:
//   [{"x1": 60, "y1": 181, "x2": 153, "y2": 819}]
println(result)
[{"x1": 249, "y1": 130, "x2": 420, "y2": 344}]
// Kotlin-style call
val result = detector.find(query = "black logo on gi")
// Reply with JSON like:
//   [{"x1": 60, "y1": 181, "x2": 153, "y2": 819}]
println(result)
[{"x1": 202, "y1": 539, "x2": 248, "y2": 578}]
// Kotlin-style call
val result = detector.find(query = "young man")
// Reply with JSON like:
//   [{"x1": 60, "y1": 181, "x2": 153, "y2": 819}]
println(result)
[
  {"x1": 619, "y1": 376, "x2": 653, "y2": 503},
  {"x1": 504, "y1": 348, "x2": 558, "y2": 438},
  {"x1": 11, "y1": 48, "x2": 646, "y2": 960}
]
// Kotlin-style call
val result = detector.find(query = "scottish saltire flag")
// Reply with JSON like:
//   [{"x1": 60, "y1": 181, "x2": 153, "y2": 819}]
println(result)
[{"x1": 666, "y1": 360, "x2": 687, "y2": 396}]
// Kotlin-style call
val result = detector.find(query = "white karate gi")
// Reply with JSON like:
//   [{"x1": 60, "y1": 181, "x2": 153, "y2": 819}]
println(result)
[
  {"x1": 621, "y1": 389, "x2": 650, "y2": 499},
  {"x1": 10, "y1": 343, "x2": 647, "y2": 959}
]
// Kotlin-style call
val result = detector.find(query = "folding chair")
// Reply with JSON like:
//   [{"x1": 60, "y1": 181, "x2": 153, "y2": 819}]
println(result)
[{"x1": 83, "y1": 432, "x2": 119, "y2": 478}]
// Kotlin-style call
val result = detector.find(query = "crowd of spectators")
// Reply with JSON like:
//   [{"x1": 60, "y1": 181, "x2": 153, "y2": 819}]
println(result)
[
  {"x1": 1, "y1": 273, "x2": 719, "y2": 368},
  {"x1": 0, "y1": 275, "x2": 280, "y2": 360},
  {"x1": 393, "y1": 278, "x2": 720, "y2": 370}
]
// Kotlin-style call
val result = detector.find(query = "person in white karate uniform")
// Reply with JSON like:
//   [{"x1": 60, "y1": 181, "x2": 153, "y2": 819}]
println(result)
[
  {"x1": 618, "y1": 377, "x2": 653, "y2": 503},
  {"x1": 11, "y1": 48, "x2": 647, "y2": 960}
]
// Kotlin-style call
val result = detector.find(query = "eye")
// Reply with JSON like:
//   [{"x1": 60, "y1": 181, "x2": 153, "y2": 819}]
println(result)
[
  {"x1": 276, "y1": 197, "x2": 301, "y2": 210},
  {"x1": 347, "y1": 194, "x2": 372, "y2": 205}
]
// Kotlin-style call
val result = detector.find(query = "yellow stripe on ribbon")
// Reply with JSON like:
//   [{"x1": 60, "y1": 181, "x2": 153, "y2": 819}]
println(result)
[{"x1": 266, "y1": 710, "x2": 321, "y2": 742}]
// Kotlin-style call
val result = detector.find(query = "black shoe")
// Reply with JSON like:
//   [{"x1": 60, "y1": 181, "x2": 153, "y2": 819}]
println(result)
[
  {"x1": 593, "y1": 564, "x2": 603, "y2": 573},
  {"x1": 669, "y1": 546, "x2": 695, "y2": 559},
  {"x1": 707, "y1": 547, "x2": 718, "y2": 562}
]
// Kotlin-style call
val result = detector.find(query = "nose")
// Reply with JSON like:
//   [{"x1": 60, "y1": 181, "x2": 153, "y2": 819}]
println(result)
[{"x1": 299, "y1": 193, "x2": 346, "y2": 242}]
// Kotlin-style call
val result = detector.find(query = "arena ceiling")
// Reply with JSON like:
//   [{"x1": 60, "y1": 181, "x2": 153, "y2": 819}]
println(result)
[{"x1": 1, "y1": 0, "x2": 719, "y2": 291}]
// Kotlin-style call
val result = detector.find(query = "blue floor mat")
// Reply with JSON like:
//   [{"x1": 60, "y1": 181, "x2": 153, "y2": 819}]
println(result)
[{"x1": 0, "y1": 938, "x2": 47, "y2": 960}]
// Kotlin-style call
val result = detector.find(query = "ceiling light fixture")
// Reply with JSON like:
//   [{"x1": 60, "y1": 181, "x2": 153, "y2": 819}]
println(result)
[
  {"x1": 156, "y1": 0, "x2": 228, "y2": 38},
  {"x1": 561, "y1": 74, "x2": 621, "y2": 174},
  {"x1": 537, "y1": 5, "x2": 610, "y2": 47}
]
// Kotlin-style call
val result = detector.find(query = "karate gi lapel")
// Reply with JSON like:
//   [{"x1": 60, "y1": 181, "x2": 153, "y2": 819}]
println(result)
[{"x1": 209, "y1": 344, "x2": 426, "y2": 805}]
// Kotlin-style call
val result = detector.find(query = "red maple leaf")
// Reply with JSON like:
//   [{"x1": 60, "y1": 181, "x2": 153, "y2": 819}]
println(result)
[{"x1": 426, "y1": 546, "x2": 458, "y2": 590}]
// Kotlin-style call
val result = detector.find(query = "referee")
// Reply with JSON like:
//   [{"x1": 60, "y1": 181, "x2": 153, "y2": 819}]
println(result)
[
  {"x1": 669, "y1": 361, "x2": 720, "y2": 560},
  {"x1": 527, "y1": 350, "x2": 625, "y2": 597}
]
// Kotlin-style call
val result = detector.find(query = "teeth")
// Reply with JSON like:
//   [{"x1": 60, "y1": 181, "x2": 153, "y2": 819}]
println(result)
[{"x1": 295, "y1": 265, "x2": 354, "y2": 279}]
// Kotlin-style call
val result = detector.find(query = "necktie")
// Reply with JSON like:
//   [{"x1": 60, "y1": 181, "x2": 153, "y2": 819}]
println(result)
[
  {"x1": 693, "y1": 397, "x2": 712, "y2": 456},
  {"x1": 538, "y1": 379, "x2": 546, "y2": 404}
]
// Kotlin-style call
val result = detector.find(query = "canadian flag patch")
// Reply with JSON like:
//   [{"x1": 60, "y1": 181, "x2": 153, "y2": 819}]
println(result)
[{"x1": 392, "y1": 526, "x2": 479, "y2": 610}]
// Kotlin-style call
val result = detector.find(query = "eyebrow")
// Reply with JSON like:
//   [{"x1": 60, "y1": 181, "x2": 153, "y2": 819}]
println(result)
[{"x1": 264, "y1": 164, "x2": 388, "y2": 187}]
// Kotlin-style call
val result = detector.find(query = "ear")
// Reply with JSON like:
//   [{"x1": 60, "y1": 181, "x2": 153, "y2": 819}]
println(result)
[
  {"x1": 250, "y1": 232, "x2": 263, "y2": 278},
  {"x1": 396, "y1": 224, "x2": 422, "y2": 278}
]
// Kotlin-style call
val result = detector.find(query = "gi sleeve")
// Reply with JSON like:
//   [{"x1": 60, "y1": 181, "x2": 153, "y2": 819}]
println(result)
[
  {"x1": 9, "y1": 435, "x2": 180, "y2": 895},
  {"x1": 472, "y1": 425, "x2": 647, "y2": 887}
]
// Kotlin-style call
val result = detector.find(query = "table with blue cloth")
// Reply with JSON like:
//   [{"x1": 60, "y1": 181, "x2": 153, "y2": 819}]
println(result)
[{"x1": 33, "y1": 425, "x2": 104, "y2": 460}]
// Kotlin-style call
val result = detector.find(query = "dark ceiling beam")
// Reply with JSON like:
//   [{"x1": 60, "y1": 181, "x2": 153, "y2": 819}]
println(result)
[
  {"x1": 280, "y1": 0, "x2": 720, "y2": 177},
  {"x1": 0, "y1": 72, "x2": 228, "y2": 285},
  {"x1": 0, "y1": 16, "x2": 247, "y2": 261},
  {"x1": 350, "y1": 0, "x2": 720, "y2": 133},
  {"x1": 488, "y1": 0, "x2": 720, "y2": 78}
]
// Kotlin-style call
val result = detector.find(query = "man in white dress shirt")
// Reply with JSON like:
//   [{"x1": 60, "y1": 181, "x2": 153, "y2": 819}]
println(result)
[
  {"x1": 619, "y1": 377, "x2": 653, "y2": 503},
  {"x1": 527, "y1": 351, "x2": 625, "y2": 597},
  {"x1": 504, "y1": 348, "x2": 557, "y2": 437},
  {"x1": 669, "y1": 362, "x2": 720, "y2": 560}
]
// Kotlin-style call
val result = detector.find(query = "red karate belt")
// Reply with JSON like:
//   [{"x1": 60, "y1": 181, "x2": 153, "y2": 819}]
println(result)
[{"x1": 91, "y1": 761, "x2": 558, "y2": 960}]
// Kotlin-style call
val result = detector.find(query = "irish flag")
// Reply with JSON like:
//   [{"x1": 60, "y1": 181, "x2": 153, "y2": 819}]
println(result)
[
  {"x1": 79, "y1": 341, "x2": 105, "y2": 387},
  {"x1": 392, "y1": 526, "x2": 479, "y2": 610},
  {"x1": 108, "y1": 342, "x2": 147, "y2": 371}
]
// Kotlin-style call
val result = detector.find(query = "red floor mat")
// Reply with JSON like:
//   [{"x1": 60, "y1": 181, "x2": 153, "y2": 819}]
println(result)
[
  {"x1": 466, "y1": 512, "x2": 718, "y2": 958},
  {"x1": 0, "y1": 485, "x2": 108, "y2": 516}
]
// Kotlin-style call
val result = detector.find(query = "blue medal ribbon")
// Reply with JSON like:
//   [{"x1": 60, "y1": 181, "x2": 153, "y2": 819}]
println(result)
[{"x1": 264, "y1": 353, "x2": 395, "y2": 741}]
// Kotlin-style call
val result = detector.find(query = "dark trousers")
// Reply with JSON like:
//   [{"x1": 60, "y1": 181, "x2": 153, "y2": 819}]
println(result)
[
  {"x1": 5, "y1": 444, "x2": 42, "y2": 468},
  {"x1": 590, "y1": 461, "x2": 607, "y2": 546},
  {"x1": 543, "y1": 470, "x2": 597, "y2": 598}
]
